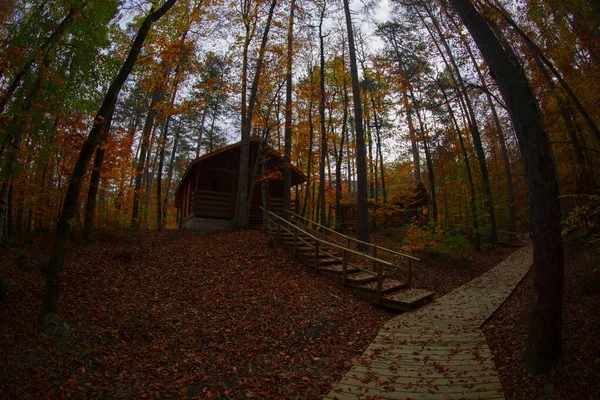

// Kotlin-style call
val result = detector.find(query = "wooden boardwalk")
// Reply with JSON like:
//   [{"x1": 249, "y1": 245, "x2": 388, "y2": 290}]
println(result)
[{"x1": 325, "y1": 244, "x2": 533, "y2": 400}]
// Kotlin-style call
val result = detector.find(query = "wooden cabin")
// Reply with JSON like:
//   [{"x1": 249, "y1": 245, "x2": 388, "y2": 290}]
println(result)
[{"x1": 175, "y1": 137, "x2": 307, "y2": 231}]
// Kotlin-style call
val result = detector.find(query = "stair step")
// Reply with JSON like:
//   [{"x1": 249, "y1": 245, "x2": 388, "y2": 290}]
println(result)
[
  {"x1": 382, "y1": 289, "x2": 435, "y2": 311},
  {"x1": 346, "y1": 271, "x2": 378, "y2": 284},
  {"x1": 300, "y1": 251, "x2": 336, "y2": 259},
  {"x1": 318, "y1": 264, "x2": 359, "y2": 274},
  {"x1": 358, "y1": 279, "x2": 407, "y2": 294},
  {"x1": 270, "y1": 216, "x2": 434, "y2": 314},
  {"x1": 318, "y1": 257, "x2": 342, "y2": 266}
]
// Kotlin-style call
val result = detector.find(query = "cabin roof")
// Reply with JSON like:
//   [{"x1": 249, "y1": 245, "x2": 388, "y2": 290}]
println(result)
[{"x1": 176, "y1": 137, "x2": 307, "y2": 192}]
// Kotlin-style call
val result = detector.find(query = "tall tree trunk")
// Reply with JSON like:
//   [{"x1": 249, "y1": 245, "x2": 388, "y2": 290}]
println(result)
[
  {"x1": 343, "y1": 0, "x2": 370, "y2": 247},
  {"x1": 162, "y1": 121, "x2": 181, "y2": 227},
  {"x1": 132, "y1": 88, "x2": 161, "y2": 228},
  {"x1": 448, "y1": 0, "x2": 564, "y2": 373},
  {"x1": 413, "y1": 101, "x2": 438, "y2": 224},
  {"x1": 235, "y1": 0, "x2": 277, "y2": 229},
  {"x1": 335, "y1": 74, "x2": 349, "y2": 231},
  {"x1": 439, "y1": 82, "x2": 481, "y2": 250},
  {"x1": 402, "y1": 94, "x2": 422, "y2": 182},
  {"x1": 318, "y1": 0, "x2": 327, "y2": 226},
  {"x1": 83, "y1": 104, "x2": 114, "y2": 243},
  {"x1": 451, "y1": 14, "x2": 517, "y2": 236},
  {"x1": 195, "y1": 108, "x2": 207, "y2": 158},
  {"x1": 302, "y1": 67, "x2": 315, "y2": 218},
  {"x1": 371, "y1": 96, "x2": 388, "y2": 229},
  {"x1": 419, "y1": 3, "x2": 497, "y2": 245},
  {"x1": 156, "y1": 116, "x2": 171, "y2": 230},
  {"x1": 283, "y1": 0, "x2": 296, "y2": 218},
  {"x1": 40, "y1": 0, "x2": 177, "y2": 321}
]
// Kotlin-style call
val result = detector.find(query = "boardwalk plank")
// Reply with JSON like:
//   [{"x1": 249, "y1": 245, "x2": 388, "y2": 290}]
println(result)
[{"x1": 324, "y1": 245, "x2": 533, "y2": 400}]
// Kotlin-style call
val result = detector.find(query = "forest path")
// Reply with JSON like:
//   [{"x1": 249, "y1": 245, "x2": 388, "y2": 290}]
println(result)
[{"x1": 325, "y1": 243, "x2": 533, "y2": 400}]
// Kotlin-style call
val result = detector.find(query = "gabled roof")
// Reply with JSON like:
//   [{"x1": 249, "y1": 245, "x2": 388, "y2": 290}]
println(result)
[{"x1": 176, "y1": 137, "x2": 307, "y2": 191}]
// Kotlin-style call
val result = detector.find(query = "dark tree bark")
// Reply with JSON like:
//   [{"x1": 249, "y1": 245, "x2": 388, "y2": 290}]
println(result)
[
  {"x1": 448, "y1": 0, "x2": 564, "y2": 373},
  {"x1": 162, "y1": 121, "x2": 181, "y2": 227},
  {"x1": 343, "y1": 0, "x2": 370, "y2": 247},
  {"x1": 371, "y1": 96, "x2": 388, "y2": 229},
  {"x1": 302, "y1": 67, "x2": 316, "y2": 218},
  {"x1": 131, "y1": 87, "x2": 162, "y2": 228},
  {"x1": 439, "y1": 82, "x2": 481, "y2": 250},
  {"x1": 335, "y1": 71, "x2": 349, "y2": 231},
  {"x1": 317, "y1": 0, "x2": 327, "y2": 226},
  {"x1": 419, "y1": 3, "x2": 497, "y2": 245},
  {"x1": 39, "y1": 0, "x2": 177, "y2": 322},
  {"x1": 449, "y1": 13, "x2": 518, "y2": 237},
  {"x1": 402, "y1": 94, "x2": 421, "y2": 182},
  {"x1": 283, "y1": 0, "x2": 296, "y2": 218},
  {"x1": 83, "y1": 105, "x2": 114, "y2": 243},
  {"x1": 235, "y1": 0, "x2": 277, "y2": 229}
]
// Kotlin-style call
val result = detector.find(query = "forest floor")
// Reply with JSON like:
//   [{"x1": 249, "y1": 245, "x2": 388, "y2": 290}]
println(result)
[
  {"x1": 0, "y1": 229, "x2": 596, "y2": 399},
  {"x1": 482, "y1": 239, "x2": 600, "y2": 400}
]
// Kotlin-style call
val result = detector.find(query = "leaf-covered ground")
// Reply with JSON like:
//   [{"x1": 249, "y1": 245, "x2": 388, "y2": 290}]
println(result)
[
  {"x1": 483, "y1": 240, "x2": 600, "y2": 399},
  {"x1": 2, "y1": 229, "x2": 579, "y2": 399},
  {"x1": 0, "y1": 230, "x2": 392, "y2": 399},
  {"x1": 408, "y1": 246, "x2": 518, "y2": 297}
]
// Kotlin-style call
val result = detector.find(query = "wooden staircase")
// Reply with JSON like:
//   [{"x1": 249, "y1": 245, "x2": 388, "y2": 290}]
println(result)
[{"x1": 265, "y1": 210, "x2": 434, "y2": 312}]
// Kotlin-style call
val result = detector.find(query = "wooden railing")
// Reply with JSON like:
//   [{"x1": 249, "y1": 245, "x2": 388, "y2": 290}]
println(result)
[
  {"x1": 264, "y1": 209, "x2": 414, "y2": 303},
  {"x1": 287, "y1": 210, "x2": 419, "y2": 272}
]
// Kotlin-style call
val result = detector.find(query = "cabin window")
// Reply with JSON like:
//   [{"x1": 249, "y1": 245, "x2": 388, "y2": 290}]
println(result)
[{"x1": 212, "y1": 179, "x2": 224, "y2": 192}]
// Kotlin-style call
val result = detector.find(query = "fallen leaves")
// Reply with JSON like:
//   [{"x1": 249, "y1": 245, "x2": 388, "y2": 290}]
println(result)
[
  {"x1": 482, "y1": 240, "x2": 600, "y2": 399},
  {"x1": 0, "y1": 230, "x2": 392, "y2": 399}
]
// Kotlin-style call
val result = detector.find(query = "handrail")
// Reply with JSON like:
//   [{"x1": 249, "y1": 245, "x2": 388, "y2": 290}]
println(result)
[
  {"x1": 267, "y1": 209, "x2": 403, "y2": 270},
  {"x1": 288, "y1": 210, "x2": 420, "y2": 262},
  {"x1": 272, "y1": 218, "x2": 376, "y2": 276},
  {"x1": 264, "y1": 208, "x2": 417, "y2": 301}
]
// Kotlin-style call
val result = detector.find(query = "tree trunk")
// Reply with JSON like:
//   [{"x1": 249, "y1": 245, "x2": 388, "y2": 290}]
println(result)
[
  {"x1": 132, "y1": 88, "x2": 161, "y2": 229},
  {"x1": 283, "y1": 0, "x2": 296, "y2": 218},
  {"x1": 335, "y1": 72, "x2": 349, "y2": 231},
  {"x1": 448, "y1": 0, "x2": 564, "y2": 373},
  {"x1": 40, "y1": 0, "x2": 177, "y2": 321},
  {"x1": 235, "y1": 0, "x2": 277, "y2": 229},
  {"x1": 318, "y1": 0, "x2": 327, "y2": 227},
  {"x1": 439, "y1": 82, "x2": 481, "y2": 250},
  {"x1": 371, "y1": 97, "x2": 388, "y2": 229},
  {"x1": 83, "y1": 104, "x2": 114, "y2": 243},
  {"x1": 302, "y1": 67, "x2": 315, "y2": 218},
  {"x1": 452, "y1": 14, "x2": 517, "y2": 237},
  {"x1": 162, "y1": 121, "x2": 181, "y2": 227},
  {"x1": 420, "y1": 3, "x2": 497, "y2": 245},
  {"x1": 343, "y1": 0, "x2": 370, "y2": 247}
]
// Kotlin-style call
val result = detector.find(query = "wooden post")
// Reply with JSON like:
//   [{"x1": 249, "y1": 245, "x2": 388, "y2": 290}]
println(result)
[
  {"x1": 314, "y1": 240, "x2": 320, "y2": 270},
  {"x1": 293, "y1": 226, "x2": 298, "y2": 258},
  {"x1": 371, "y1": 246, "x2": 378, "y2": 272},
  {"x1": 342, "y1": 249, "x2": 348, "y2": 286},
  {"x1": 408, "y1": 259, "x2": 413, "y2": 288},
  {"x1": 346, "y1": 236, "x2": 351, "y2": 249},
  {"x1": 376, "y1": 262, "x2": 383, "y2": 304},
  {"x1": 278, "y1": 220, "x2": 281, "y2": 240}
]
